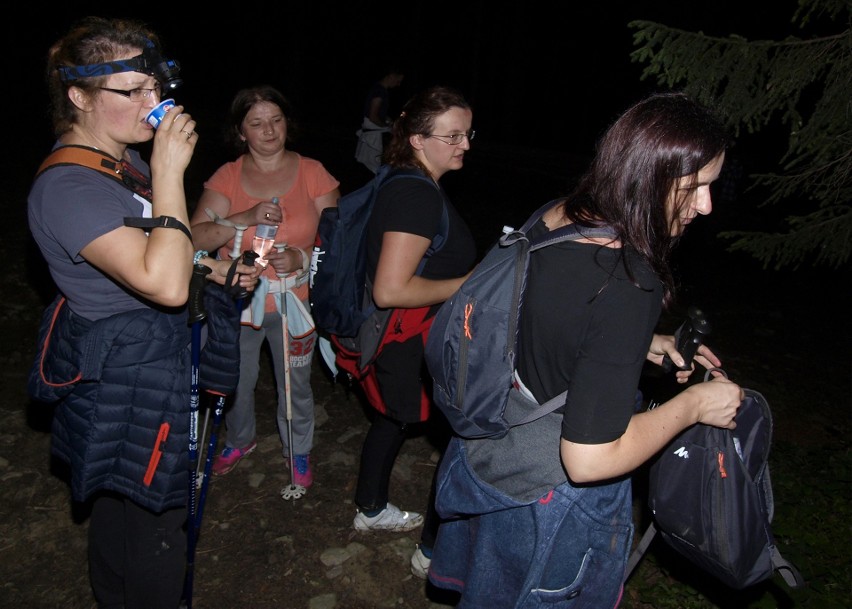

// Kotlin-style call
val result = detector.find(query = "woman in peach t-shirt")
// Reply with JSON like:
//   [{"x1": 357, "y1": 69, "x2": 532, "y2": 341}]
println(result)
[{"x1": 191, "y1": 86, "x2": 339, "y2": 487}]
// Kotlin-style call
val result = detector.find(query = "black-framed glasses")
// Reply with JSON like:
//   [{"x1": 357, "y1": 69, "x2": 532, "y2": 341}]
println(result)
[
  {"x1": 424, "y1": 130, "x2": 476, "y2": 145},
  {"x1": 98, "y1": 83, "x2": 162, "y2": 102}
]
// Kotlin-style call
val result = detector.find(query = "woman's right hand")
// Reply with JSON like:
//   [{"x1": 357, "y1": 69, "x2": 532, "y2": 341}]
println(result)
[
  {"x1": 250, "y1": 198, "x2": 283, "y2": 226},
  {"x1": 203, "y1": 258, "x2": 262, "y2": 291},
  {"x1": 149, "y1": 104, "x2": 197, "y2": 177},
  {"x1": 686, "y1": 377, "x2": 744, "y2": 429}
]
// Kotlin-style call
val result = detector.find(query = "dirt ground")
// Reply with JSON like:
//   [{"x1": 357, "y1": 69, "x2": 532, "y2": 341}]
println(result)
[{"x1": 1, "y1": 127, "x2": 848, "y2": 609}]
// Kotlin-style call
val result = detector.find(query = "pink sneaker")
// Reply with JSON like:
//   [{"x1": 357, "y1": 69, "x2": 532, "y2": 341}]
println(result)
[
  {"x1": 211, "y1": 441, "x2": 257, "y2": 476},
  {"x1": 285, "y1": 454, "x2": 313, "y2": 488}
]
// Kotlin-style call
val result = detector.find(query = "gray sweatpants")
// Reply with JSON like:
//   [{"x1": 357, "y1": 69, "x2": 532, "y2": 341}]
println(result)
[{"x1": 223, "y1": 303, "x2": 316, "y2": 458}]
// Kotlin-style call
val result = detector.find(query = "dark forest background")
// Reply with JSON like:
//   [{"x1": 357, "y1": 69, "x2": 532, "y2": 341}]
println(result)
[
  {"x1": 10, "y1": 1, "x2": 806, "y2": 192},
  {"x1": 3, "y1": 4, "x2": 849, "y2": 607}
]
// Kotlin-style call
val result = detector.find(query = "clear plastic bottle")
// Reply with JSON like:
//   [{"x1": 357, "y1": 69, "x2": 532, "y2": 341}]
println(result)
[{"x1": 252, "y1": 197, "x2": 279, "y2": 267}]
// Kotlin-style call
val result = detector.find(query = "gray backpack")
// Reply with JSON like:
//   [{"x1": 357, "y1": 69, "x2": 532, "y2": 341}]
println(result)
[{"x1": 424, "y1": 200, "x2": 615, "y2": 439}]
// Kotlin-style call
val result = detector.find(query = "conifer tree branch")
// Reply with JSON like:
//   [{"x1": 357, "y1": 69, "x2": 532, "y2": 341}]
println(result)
[{"x1": 629, "y1": 4, "x2": 851, "y2": 270}]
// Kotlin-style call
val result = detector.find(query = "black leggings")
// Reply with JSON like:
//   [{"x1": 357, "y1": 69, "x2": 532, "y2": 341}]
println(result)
[
  {"x1": 88, "y1": 491, "x2": 186, "y2": 609},
  {"x1": 354, "y1": 412, "x2": 408, "y2": 511},
  {"x1": 354, "y1": 411, "x2": 444, "y2": 550}
]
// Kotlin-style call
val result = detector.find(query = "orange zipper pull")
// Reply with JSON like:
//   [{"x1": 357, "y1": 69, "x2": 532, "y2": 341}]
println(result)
[{"x1": 143, "y1": 422, "x2": 170, "y2": 486}]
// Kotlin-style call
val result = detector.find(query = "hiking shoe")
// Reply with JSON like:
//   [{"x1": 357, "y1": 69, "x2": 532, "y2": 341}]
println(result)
[
  {"x1": 211, "y1": 441, "x2": 257, "y2": 476},
  {"x1": 410, "y1": 544, "x2": 431, "y2": 580},
  {"x1": 353, "y1": 503, "x2": 424, "y2": 532},
  {"x1": 284, "y1": 454, "x2": 313, "y2": 488}
]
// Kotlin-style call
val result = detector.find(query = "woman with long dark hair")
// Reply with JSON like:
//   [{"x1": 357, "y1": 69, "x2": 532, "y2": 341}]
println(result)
[{"x1": 428, "y1": 92, "x2": 744, "y2": 608}]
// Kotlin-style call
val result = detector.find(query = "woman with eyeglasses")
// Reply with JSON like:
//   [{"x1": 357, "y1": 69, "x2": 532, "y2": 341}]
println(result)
[
  {"x1": 350, "y1": 86, "x2": 477, "y2": 574},
  {"x1": 27, "y1": 17, "x2": 258, "y2": 608}
]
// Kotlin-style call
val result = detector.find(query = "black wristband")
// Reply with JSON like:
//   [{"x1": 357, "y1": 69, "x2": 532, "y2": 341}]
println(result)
[{"x1": 123, "y1": 215, "x2": 193, "y2": 242}]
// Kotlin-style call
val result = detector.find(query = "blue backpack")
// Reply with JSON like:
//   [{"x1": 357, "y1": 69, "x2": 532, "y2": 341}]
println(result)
[
  {"x1": 424, "y1": 200, "x2": 615, "y2": 439},
  {"x1": 310, "y1": 165, "x2": 447, "y2": 338}
]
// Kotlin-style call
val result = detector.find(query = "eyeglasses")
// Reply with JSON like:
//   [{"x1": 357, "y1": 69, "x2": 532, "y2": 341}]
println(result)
[
  {"x1": 98, "y1": 83, "x2": 162, "y2": 102},
  {"x1": 424, "y1": 130, "x2": 476, "y2": 145}
]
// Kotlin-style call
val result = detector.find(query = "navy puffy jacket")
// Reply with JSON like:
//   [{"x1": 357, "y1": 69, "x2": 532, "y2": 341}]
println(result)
[{"x1": 29, "y1": 284, "x2": 240, "y2": 513}]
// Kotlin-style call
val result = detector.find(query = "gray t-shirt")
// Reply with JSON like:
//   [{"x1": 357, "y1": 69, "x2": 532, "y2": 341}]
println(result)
[{"x1": 28, "y1": 147, "x2": 153, "y2": 321}]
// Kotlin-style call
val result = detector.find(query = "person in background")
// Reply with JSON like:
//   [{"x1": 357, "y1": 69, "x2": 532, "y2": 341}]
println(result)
[
  {"x1": 355, "y1": 66, "x2": 405, "y2": 174},
  {"x1": 427, "y1": 92, "x2": 744, "y2": 607},
  {"x1": 27, "y1": 17, "x2": 258, "y2": 609},
  {"x1": 190, "y1": 85, "x2": 340, "y2": 488},
  {"x1": 351, "y1": 86, "x2": 477, "y2": 581}
]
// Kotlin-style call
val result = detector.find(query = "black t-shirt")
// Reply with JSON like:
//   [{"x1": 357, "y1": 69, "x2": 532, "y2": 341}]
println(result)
[
  {"x1": 516, "y1": 219, "x2": 662, "y2": 444},
  {"x1": 366, "y1": 174, "x2": 476, "y2": 286},
  {"x1": 364, "y1": 169, "x2": 476, "y2": 422}
]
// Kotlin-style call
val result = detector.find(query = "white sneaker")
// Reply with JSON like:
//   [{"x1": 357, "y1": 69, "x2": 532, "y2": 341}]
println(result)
[
  {"x1": 353, "y1": 503, "x2": 424, "y2": 532},
  {"x1": 410, "y1": 544, "x2": 431, "y2": 579}
]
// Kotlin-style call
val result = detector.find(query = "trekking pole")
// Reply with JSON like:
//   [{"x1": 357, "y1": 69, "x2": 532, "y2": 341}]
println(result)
[
  {"x1": 274, "y1": 244, "x2": 307, "y2": 501},
  {"x1": 195, "y1": 212, "x2": 247, "y2": 482},
  {"x1": 204, "y1": 207, "x2": 248, "y2": 261},
  {"x1": 195, "y1": 249, "x2": 258, "y2": 484},
  {"x1": 194, "y1": 250, "x2": 259, "y2": 534},
  {"x1": 194, "y1": 390, "x2": 226, "y2": 534},
  {"x1": 185, "y1": 262, "x2": 211, "y2": 609}
]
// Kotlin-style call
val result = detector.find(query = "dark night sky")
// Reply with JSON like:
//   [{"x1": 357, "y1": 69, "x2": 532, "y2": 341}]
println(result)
[{"x1": 12, "y1": 0, "x2": 805, "y2": 165}]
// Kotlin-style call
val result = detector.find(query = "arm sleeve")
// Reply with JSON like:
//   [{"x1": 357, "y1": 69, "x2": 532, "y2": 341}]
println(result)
[
  {"x1": 560, "y1": 284, "x2": 659, "y2": 444},
  {"x1": 300, "y1": 158, "x2": 340, "y2": 199},
  {"x1": 374, "y1": 179, "x2": 443, "y2": 239},
  {"x1": 203, "y1": 162, "x2": 239, "y2": 199},
  {"x1": 41, "y1": 169, "x2": 137, "y2": 261}
]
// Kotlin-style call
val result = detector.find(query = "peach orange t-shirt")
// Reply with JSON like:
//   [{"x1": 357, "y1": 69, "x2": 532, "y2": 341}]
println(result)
[{"x1": 203, "y1": 154, "x2": 339, "y2": 311}]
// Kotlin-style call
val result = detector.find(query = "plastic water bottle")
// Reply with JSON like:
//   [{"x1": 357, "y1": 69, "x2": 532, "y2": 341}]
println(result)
[{"x1": 253, "y1": 197, "x2": 279, "y2": 267}]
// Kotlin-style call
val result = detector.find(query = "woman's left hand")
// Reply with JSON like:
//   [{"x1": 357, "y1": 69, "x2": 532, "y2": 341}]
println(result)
[
  {"x1": 646, "y1": 333, "x2": 722, "y2": 383},
  {"x1": 265, "y1": 247, "x2": 304, "y2": 277}
]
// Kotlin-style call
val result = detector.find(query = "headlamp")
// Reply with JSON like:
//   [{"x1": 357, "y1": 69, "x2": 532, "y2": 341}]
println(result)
[{"x1": 57, "y1": 39, "x2": 182, "y2": 90}]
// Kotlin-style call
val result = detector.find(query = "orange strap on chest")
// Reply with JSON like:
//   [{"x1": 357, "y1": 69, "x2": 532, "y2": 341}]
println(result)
[{"x1": 36, "y1": 145, "x2": 124, "y2": 183}]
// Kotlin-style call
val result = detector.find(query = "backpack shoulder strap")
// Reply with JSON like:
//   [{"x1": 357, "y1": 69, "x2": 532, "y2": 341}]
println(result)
[
  {"x1": 507, "y1": 387, "x2": 568, "y2": 427},
  {"x1": 770, "y1": 545, "x2": 805, "y2": 589},
  {"x1": 35, "y1": 145, "x2": 153, "y2": 201},
  {"x1": 422, "y1": 192, "x2": 450, "y2": 261},
  {"x1": 501, "y1": 199, "x2": 617, "y2": 250},
  {"x1": 378, "y1": 166, "x2": 448, "y2": 273},
  {"x1": 35, "y1": 145, "x2": 124, "y2": 184}
]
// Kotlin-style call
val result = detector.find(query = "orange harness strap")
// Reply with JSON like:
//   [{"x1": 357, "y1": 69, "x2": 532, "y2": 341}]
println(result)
[{"x1": 35, "y1": 145, "x2": 124, "y2": 184}]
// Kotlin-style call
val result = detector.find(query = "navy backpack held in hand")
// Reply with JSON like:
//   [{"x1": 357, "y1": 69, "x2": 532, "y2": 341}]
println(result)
[{"x1": 626, "y1": 369, "x2": 804, "y2": 590}]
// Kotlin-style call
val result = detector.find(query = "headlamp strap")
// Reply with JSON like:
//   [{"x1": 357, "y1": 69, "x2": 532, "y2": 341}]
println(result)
[{"x1": 57, "y1": 40, "x2": 180, "y2": 90}]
